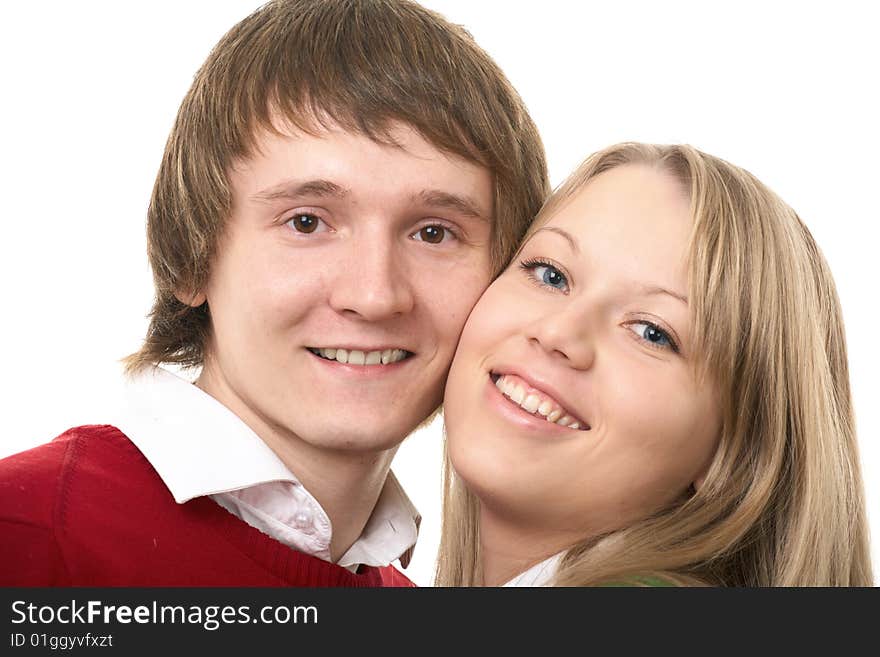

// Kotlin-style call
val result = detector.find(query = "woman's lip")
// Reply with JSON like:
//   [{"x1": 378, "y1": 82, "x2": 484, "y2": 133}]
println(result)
[
  {"x1": 490, "y1": 369, "x2": 589, "y2": 429},
  {"x1": 490, "y1": 366, "x2": 579, "y2": 421},
  {"x1": 483, "y1": 374, "x2": 584, "y2": 436}
]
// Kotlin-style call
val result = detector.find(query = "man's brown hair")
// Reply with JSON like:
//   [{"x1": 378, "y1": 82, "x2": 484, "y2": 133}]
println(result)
[{"x1": 126, "y1": 0, "x2": 548, "y2": 372}]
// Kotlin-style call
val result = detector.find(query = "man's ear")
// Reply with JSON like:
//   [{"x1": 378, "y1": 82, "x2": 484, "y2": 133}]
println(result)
[{"x1": 174, "y1": 290, "x2": 207, "y2": 307}]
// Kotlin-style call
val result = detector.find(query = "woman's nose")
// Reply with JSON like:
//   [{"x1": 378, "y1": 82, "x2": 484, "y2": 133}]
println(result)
[{"x1": 526, "y1": 304, "x2": 595, "y2": 370}]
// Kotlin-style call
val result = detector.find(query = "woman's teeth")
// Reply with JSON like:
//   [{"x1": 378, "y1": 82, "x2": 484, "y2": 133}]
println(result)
[
  {"x1": 494, "y1": 374, "x2": 587, "y2": 430},
  {"x1": 309, "y1": 347, "x2": 409, "y2": 365}
]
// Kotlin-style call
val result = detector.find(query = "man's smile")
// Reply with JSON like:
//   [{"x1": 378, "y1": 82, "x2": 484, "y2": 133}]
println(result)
[{"x1": 307, "y1": 347, "x2": 413, "y2": 366}]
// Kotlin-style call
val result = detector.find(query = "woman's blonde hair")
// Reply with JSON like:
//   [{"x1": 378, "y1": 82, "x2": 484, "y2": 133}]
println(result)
[{"x1": 436, "y1": 143, "x2": 873, "y2": 586}]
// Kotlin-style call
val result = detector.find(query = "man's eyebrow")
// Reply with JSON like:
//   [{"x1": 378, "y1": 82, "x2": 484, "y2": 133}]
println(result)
[
  {"x1": 416, "y1": 189, "x2": 488, "y2": 221},
  {"x1": 532, "y1": 226, "x2": 580, "y2": 254},
  {"x1": 251, "y1": 179, "x2": 350, "y2": 203}
]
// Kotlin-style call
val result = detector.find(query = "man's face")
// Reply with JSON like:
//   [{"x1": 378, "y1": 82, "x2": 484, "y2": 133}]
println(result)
[{"x1": 196, "y1": 120, "x2": 493, "y2": 456}]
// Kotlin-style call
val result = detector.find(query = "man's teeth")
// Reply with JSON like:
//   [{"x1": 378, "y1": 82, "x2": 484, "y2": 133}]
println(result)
[
  {"x1": 310, "y1": 347, "x2": 408, "y2": 366},
  {"x1": 494, "y1": 374, "x2": 585, "y2": 430}
]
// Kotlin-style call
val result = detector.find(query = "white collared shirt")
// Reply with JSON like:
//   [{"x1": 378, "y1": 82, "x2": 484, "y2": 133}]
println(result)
[
  {"x1": 107, "y1": 366, "x2": 420, "y2": 571},
  {"x1": 503, "y1": 553, "x2": 564, "y2": 587}
]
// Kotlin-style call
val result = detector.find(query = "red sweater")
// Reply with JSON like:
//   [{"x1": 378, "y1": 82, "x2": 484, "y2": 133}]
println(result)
[{"x1": 0, "y1": 425, "x2": 414, "y2": 587}]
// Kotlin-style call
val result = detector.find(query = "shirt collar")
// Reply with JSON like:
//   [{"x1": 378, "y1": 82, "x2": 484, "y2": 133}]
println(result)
[
  {"x1": 503, "y1": 553, "x2": 564, "y2": 587},
  {"x1": 108, "y1": 366, "x2": 420, "y2": 567}
]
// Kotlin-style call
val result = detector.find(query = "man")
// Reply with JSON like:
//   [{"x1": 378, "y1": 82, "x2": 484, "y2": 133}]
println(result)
[{"x1": 0, "y1": 0, "x2": 547, "y2": 585}]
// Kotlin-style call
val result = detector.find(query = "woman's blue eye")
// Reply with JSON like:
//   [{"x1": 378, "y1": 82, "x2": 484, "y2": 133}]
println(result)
[
  {"x1": 519, "y1": 259, "x2": 569, "y2": 291},
  {"x1": 536, "y1": 265, "x2": 567, "y2": 289},
  {"x1": 628, "y1": 322, "x2": 678, "y2": 352}
]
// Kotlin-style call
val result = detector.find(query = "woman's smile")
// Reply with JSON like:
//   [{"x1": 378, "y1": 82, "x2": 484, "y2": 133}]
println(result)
[{"x1": 490, "y1": 372, "x2": 590, "y2": 431}]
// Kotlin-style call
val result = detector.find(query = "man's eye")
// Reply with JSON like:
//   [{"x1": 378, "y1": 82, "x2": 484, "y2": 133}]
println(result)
[
  {"x1": 412, "y1": 225, "x2": 451, "y2": 244},
  {"x1": 286, "y1": 213, "x2": 327, "y2": 234}
]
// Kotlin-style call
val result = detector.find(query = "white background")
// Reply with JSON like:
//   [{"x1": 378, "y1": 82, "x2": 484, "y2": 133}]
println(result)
[{"x1": 1, "y1": 1, "x2": 877, "y2": 587}]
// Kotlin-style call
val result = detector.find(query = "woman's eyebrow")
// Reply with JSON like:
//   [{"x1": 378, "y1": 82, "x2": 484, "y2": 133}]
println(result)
[
  {"x1": 533, "y1": 226, "x2": 580, "y2": 254},
  {"x1": 636, "y1": 283, "x2": 689, "y2": 305},
  {"x1": 529, "y1": 225, "x2": 688, "y2": 305}
]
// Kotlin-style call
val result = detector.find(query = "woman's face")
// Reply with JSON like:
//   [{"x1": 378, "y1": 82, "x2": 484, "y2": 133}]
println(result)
[{"x1": 445, "y1": 164, "x2": 721, "y2": 543}]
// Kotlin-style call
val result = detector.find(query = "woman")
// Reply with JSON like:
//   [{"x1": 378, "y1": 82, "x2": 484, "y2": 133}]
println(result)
[{"x1": 437, "y1": 143, "x2": 873, "y2": 586}]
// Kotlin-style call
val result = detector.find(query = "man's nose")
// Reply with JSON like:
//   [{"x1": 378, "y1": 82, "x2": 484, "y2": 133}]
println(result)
[{"x1": 328, "y1": 235, "x2": 415, "y2": 321}]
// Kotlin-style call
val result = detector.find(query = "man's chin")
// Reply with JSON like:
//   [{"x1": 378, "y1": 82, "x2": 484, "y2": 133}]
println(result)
[
  {"x1": 285, "y1": 399, "x2": 443, "y2": 453},
  {"x1": 303, "y1": 423, "x2": 419, "y2": 454}
]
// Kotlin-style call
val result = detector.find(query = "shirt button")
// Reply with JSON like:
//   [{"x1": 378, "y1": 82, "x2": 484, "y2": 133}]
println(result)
[{"x1": 293, "y1": 509, "x2": 313, "y2": 529}]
